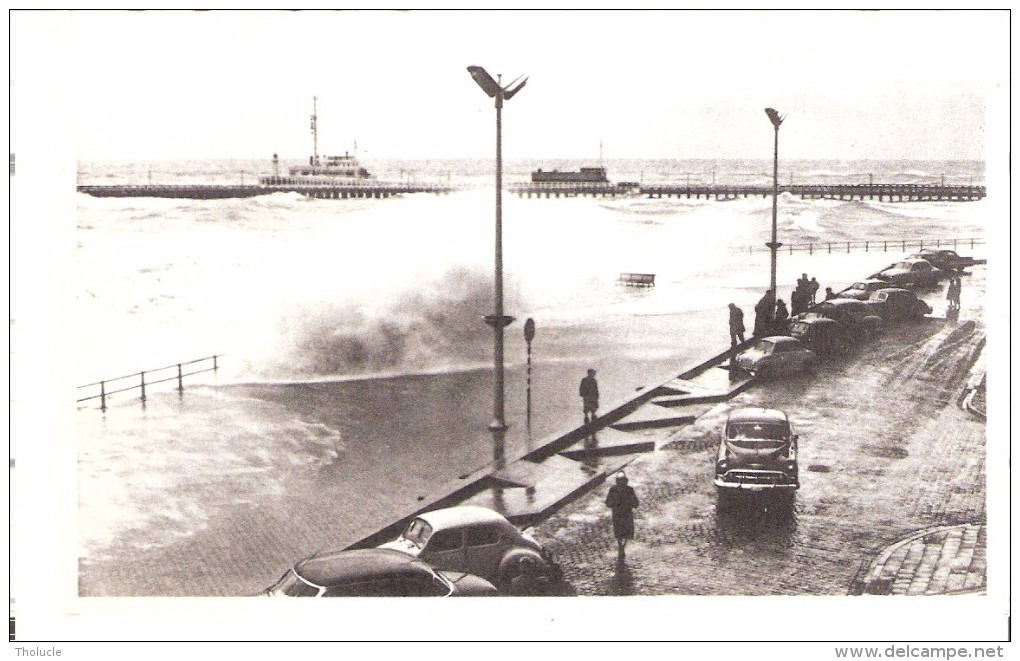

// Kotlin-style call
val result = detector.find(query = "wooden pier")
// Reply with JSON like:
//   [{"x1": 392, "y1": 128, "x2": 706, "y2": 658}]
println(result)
[
  {"x1": 640, "y1": 183, "x2": 986, "y2": 202},
  {"x1": 77, "y1": 182, "x2": 457, "y2": 200}
]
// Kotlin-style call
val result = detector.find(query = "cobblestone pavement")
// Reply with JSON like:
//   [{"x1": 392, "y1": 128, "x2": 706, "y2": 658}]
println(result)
[{"x1": 529, "y1": 269, "x2": 988, "y2": 597}]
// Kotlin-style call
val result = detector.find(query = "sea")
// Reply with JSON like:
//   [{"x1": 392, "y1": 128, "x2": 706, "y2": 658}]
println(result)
[{"x1": 72, "y1": 158, "x2": 989, "y2": 595}]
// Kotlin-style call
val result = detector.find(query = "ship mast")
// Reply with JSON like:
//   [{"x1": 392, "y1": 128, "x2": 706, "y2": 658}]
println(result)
[{"x1": 310, "y1": 96, "x2": 319, "y2": 166}]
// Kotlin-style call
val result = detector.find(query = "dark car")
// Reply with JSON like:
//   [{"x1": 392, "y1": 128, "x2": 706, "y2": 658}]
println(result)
[
  {"x1": 265, "y1": 548, "x2": 498, "y2": 597},
  {"x1": 788, "y1": 317, "x2": 855, "y2": 356},
  {"x1": 865, "y1": 288, "x2": 933, "y2": 322},
  {"x1": 908, "y1": 249, "x2": 980, "y2": 272},
  {"x1": 715, "y1": 407, "x2": 799, "y2": 505},
  {"x1": 734, "y1": 336, "x2": 815, "y2": 377},
  {"x1": 874, "y1": 258, "x2": 942, "y2": 288},
  {"x1": 798, "y1": 299, "x2": 883, "y2": 342},
  {"x1": 838, "y1": 279, "x2": 891, "y2": 301}
]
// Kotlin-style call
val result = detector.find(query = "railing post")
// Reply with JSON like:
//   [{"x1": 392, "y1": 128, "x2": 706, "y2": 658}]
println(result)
[
  {"x1": 809, "y1": 243, "x2": 813, "y2": 255},
  {"x1": 177, "y1": 364, "x2": 184, "y2": 393},
  {"x1": 140, "y1": 371, "x2": 146, "y2": 402},
  {"x1": 865, "y1": 241, "x2": 869, "y2": 252},
  {"x1": 902, "y1": 240, "x2": 906, "y2": 251},
  {"x1": 213, "y1": 355, "x2": 219, "y2": 371},
  {"x1": 846, "y1": 242, "x2": 850, "y2": 253},
  {"x1": 884, "y1": 241, "x2": 888, "y2": 252},
  {"x1": 828, "y1": 243, "x2": 832, "y2": 254},
  {"x1": 100, "y1": 381, "x2": 107, "y2": 412}
]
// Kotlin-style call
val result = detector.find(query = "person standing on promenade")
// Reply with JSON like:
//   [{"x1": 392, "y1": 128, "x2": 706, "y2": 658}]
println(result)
[
  {"x1": 825, "y1": 287, "x2": 837, "y2": 300},
  {"x1": 579, "y1": 368, "x2": 599, "y2": 424},
  {"x1": 753, "y1": 289, "x2": 775, "y2": 337},
  {"x1": 773, "y1": 298, "x2": 790, "y2": 334},
  {"x1": 605, "y1": 472, "x2": 639, "y2": 559},
  {"x1": 808, "y1": 277, "x2": 820, "y2": 305},
  {"x1": 728, "y1": 303, "x2": 746, "y2": 346},
  {"x1": 947, "y1": 276, "x2": 961, "y2": 311}
]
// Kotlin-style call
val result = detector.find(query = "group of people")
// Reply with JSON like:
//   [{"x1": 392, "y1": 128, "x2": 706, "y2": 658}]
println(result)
[{"x1": 791, "y1": 273, "x2": 821, "y2": 316}]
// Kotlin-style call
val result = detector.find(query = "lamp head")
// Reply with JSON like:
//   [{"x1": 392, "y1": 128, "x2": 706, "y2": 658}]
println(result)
[{"x1": 765, "y1": 107, "x2": 785, "y2": 128}]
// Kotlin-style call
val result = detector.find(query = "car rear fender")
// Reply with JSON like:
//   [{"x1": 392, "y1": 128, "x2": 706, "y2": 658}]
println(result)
[{"x1": 498, "y1": 548, "x2": 550, "y2": 584}]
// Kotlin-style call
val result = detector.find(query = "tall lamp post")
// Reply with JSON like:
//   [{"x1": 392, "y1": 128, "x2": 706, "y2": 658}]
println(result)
[
  {"x1": 765, "y1": 107, "x2": 785, "y2": 295},
  {"x1": 468, "y1": 65, "x2": 528, "y2": 467}
]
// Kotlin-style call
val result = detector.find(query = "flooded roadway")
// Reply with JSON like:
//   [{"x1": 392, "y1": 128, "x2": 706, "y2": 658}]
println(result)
[{"x1": 530, "y1": 270, "x2": 987, "y2": 596}]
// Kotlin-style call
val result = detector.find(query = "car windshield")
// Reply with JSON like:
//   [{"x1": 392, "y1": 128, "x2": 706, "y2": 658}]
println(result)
[
  {"x1": 752, "y1": 340, "x2": 774, "y2": 354},
  {"x1": 850, "y1": 283, "x2": 867, "y2": 291},
  {"x1": 267, "y1": 569, "x2": 322, "y2": 597},
  {"x1": 892, "y1": 261, "x2": 912, "y2": 270},
  {"x1": 401, "y1": 518, "x2": 433, "y2": 549},
  {"x1": 727, "y1": 421, "x2": 789, "y2": 441}
]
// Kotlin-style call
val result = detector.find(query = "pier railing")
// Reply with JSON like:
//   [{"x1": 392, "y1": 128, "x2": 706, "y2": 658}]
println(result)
[
  {"x1": 76, "y1": 354, "x2": 222, "y2": 411},
  {"x1": 739, "y1": 236, "x2": 985, "y2": 255}
]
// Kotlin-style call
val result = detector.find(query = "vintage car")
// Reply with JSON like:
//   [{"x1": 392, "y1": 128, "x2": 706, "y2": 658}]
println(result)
[
  {"x1": 837, "y1": 278, "x2": 892, "y2": 301},
  {"x1": 264, "y1": 548, "x2": 498, "y2": 597},
  {"x1": 735, "y1": 336, "x2": 815, "y2": 377},
  {"x1": 379, "y1": 505, "x2": 561, "y2": 591},
  {"x1": 798, "y1": 298, "x2": 883, "y2": 342},
  {"x1": 874, "y1": 258, "x2": 942, "y2": 288},
  {"x1": 788, "y1": 317, "x2": 855, "y2": 356},
  {"x1": 865, "y1": 287, "x2": 933, "y2": 322},
  {"x1": 908, "y1": 248, "x2": 981, "y2": 272},
  {"x1": 715, "y1": 407, "x2": 799, "y2": 502}
]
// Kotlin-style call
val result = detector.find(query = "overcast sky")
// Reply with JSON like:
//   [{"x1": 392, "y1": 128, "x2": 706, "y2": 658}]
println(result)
[{"x1": 11, "y1": 9, "x2": 1008, "y2": 162}]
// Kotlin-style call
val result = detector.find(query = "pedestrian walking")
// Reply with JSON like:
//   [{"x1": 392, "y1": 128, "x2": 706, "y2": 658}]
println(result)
[
  {"x1": 753, "y1": 289, "x2": 775, "y2": 337},
  {"x1": 605, "y1": 472, "x2": 639, "y2": 558},
  {"x1": 808, "y1": 277, "x2": 820, "y2": 305},
  {"x1": 773, "y1": 298, "x2": 789, "y2": 334},
  {"x1": 728, "y1": 303, "x2": 746, "y2": 346},
  {"x1": 947, "y1": 276, "x2": 962, "y2": 311},
  {"x1": 579, "y1": 368, "x2": 599, "y2": 423}
]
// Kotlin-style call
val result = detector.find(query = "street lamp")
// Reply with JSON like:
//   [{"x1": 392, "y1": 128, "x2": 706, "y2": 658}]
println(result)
[
  {"x1": 468, "y1": 65, "x2": 528, "y2": 467},
  {"x1": 765, "y1": 107, "x2": 785, "y2": 295}
]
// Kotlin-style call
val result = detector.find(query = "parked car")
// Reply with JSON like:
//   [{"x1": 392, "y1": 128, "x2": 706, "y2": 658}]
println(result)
[
  {"x1": 874, "y1": 258, "x2": 942, "y2": 288},
  {"x1": 838, "y1": 278, "x2": 892, "y2": 301},
  {"x1": 865, "y1": 287, "x2": 933, "y2": 322},
  {"x1": 908, "y1": 248, "x2": 981, "y2": 272},
  {"x1": 264, "y1": 548, "x2": 498, "y2": 597},
  {"x1": 715, "y1": 407, "x2": 799, "y2": 502},
  {"x1": 379, "y1": 505, "x2": 561, "y2": 591},
  {"x1": 799, "y1": 298, "x2": 883, "y2": 342},
  {"x1": 735, "y1": 336, "x2": 815, "y2": 377},
  {"x1": 788, "y1": 317, "x2": 854, "y2": 356}
]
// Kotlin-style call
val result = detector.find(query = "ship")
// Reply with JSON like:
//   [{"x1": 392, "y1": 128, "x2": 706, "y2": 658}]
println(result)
[{"x1": 261, "y1": 96, "x2": 372, "y2": 186}]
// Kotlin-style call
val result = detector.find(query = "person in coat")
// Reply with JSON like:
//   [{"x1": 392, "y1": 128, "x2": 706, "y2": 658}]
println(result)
[
  {"x1": 728, "y1": 303, "x2": 746, "y2": 346},
  {"x1": 605, "y1": 472, "x2": 639, "y2": 558},
  {"x1": 753, "y1": 289, "x2": 776, "y2": 337},
  {"x1": 773, "y1": 298, "x2": 790, "y2": 334},
  {"x1": 579, "y1": 368, "x2": 599, "y2": 423}
]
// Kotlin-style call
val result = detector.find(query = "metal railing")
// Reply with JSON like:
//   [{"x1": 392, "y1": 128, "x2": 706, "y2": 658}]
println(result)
[
  {"x1": 76, "y1": 354, "x2": 222, "y2": 411},
  {"x1": 740, "y1": 236, "x2": 985, "y2": 255}
]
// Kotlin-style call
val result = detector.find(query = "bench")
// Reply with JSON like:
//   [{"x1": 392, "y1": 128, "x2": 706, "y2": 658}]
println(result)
[{"x1": 618, "y1": 272, "x2": 656, "y2": 287}]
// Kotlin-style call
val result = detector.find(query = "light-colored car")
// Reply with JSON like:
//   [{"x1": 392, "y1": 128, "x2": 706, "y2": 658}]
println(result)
[
  {"x1": 838, "y1": 278, "x2": 892, "y2": 301},
  {"x1": 735, "y1": 336, "x2": 815, "y2": 377},
  {"x1": 874, "y1": 258, "x2": 941, "y2": 288},
  {"x1": 379, "y1": 505, "x2": 562, "y2": 591},
  {"x1": 264, "y1": 548, "x2": 498, "y2": 597},
  {"x1": 715, "y1": 407, "x2": 799, "y2": 502}
]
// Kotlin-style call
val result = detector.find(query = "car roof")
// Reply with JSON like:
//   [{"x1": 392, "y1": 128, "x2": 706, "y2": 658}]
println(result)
[
  {"x1": 853, "y1": 279, "x2": 887, "y2": 286},
  {"x1": 818, "y1": 299, "x2": 861, "y2": 308},
  {"x1": 794, "y1": 316, "x2": 837, "y2": 325},
  {"x1": 726, "y1": 407, "x2": 789, "y2": 424},
  {"x1": 757, "y1": 335, "x2": 802, "y2": 346},
  {"x1": 415, "y1": 505, "x2": 511, "y2": 530},
  {"x1": 872, "y1": 287, "x2": 912, "y2": 296},
  {"x1": 295, "y1": 548, "x2": 432, "y2": 588}
]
